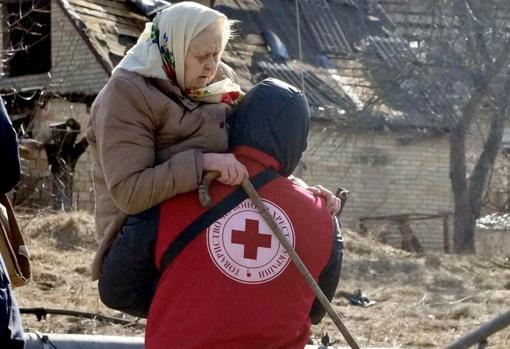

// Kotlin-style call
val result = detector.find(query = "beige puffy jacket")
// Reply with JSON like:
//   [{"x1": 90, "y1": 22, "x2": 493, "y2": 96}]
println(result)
[{"x1": 87, "y1": 64, "x2": 236, "y2": 280}]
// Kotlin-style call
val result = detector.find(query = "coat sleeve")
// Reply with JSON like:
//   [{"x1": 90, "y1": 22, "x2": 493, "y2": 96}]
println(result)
[
  {"x1": 0, "y1": 98, "x2": 21, "y2": 194},
  {"x1": 309, "y1": 217, "x2": 343, "y2": 325},
  {"x1": 94, "y1": 76, "x2": 203, "y2": 215}
]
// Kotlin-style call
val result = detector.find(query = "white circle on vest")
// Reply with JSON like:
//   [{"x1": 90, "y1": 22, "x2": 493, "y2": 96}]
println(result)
[{"x1": 206, "y1": 198, "x2": 295, "y2": 284}]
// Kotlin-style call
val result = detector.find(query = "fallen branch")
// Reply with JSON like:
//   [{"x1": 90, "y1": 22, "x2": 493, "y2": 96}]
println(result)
[
  {"x1": 414, "y1": 293, "x2": 428, "y2": 306},
  {"x1": 448, "y1": 295, "x2": 477, "y2": 305},
  {"x1": 20, "y1": 307, "x2": 143, "y2": 327},
  {"x1": 491, "y1": 259, "x2": 510, "y2": 270},
  {"x1": 427, "y1": 294, "x2": 478, "y2": 306}
]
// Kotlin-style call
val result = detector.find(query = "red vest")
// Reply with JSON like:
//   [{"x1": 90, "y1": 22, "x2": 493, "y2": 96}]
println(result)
[{"x1": 146, "y1": 147, "x2": 334, "y2": 349}]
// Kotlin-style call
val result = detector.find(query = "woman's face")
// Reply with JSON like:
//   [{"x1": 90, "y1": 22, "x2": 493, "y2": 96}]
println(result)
[{"x1": 184, "y1": 20, "x2": 224, "y2": 90}]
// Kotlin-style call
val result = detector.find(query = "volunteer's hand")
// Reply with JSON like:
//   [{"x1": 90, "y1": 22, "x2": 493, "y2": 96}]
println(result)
[
  {"x1": 307, "y1": 185, "x2": 342, "y2": 215},
  {"x1": 203, "y1": 153, "x2": 249, "y2": 186}
]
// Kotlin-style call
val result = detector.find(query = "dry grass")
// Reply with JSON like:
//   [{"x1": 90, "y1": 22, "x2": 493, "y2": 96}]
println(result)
[
  {"x1": 315, "y1": 230, "x2": 510, "y2": 348},
  {"x1": 12, "y1": 212, "x2": 510, "y2": 348},
  {"x1": 15, "y1": 211, "x2": 144, "y2": 337}
]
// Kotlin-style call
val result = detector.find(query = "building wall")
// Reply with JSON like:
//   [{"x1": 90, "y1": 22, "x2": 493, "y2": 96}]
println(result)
[
  {"x1": 299, "y1": 123, "x2": 454, "y2": 251},
  {"x1": 476, "y1": 229, "x2": 510, "y2": 258},
  {"x1": 19, "y1": 99, "x2": 94, "y2": 211},
  {"x1": 0, "y1": 0, "x2": 109, "y2": 94}
]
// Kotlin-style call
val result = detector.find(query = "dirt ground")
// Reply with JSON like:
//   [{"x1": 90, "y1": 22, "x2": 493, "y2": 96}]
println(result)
[{"x1": 12, "y1": 211, "x2": 510, "y2": 348}]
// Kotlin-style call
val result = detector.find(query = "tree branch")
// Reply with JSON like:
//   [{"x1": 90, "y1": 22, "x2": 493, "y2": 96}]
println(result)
[
  {"x1": 469, "y1": 80, "x2": 510, "y2": 216},
  {"x1": 462, "y1": 0, "x2": 491, "y2": 63},
  {"x1": 456, "y1": 38, "x2": 510, "y2": 133},
  {"x1": 450, "y1": 127, "x2": 468, "y2": 196}
]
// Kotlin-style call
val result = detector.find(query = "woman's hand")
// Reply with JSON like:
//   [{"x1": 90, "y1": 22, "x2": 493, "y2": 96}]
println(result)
[
  {"x1": 307, "y1": 185, "x2": 342, "y2": 215},
  {"x1": 203, "y1": 153, "x2": 249, "y2": 186}
]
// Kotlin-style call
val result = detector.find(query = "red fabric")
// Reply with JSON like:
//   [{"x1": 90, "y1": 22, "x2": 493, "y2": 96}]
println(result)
[{"x1": 146, "y1": 147, "x2": 333, "y2": 349}]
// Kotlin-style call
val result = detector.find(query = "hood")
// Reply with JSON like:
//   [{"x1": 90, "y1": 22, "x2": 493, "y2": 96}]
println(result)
[{"x1": 229, "y1": 78, "x2": 310, "y2": 176}]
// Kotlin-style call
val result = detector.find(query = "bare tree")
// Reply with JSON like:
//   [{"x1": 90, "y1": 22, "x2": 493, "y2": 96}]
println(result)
[
  {"x1": 444, "y1": 0, "x2": 510, "y2": 253},
  {"x1": 370, "y1": 0, "x2": 510, "y2": 253}
]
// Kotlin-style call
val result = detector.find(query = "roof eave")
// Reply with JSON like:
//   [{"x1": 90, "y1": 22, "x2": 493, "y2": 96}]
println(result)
[{"x1": 55, "y1": 0, "x2": 113, "y2": 77}]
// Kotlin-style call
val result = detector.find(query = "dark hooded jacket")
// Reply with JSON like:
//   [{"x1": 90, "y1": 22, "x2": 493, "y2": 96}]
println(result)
[
  {"x1": 99, "y1": 80, "x2": 342, "y2": 338},
  {"x1": 0, "y1": 97, "x2": 25, "y2": 349},
  {"x1": 229, "y1": 78, "x2": 309, "y2": 176},
  {"x1": 0, "y1": 97, "x2": 20, "y2": 194}
]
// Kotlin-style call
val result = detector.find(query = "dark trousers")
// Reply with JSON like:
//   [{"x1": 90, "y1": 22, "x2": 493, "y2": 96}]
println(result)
[
  {"x1": 0, "y1": 255, "x2": 25, "y2": 348},
  {"x1": 98, "y1": 206, "x2": 160, "y2": 318}
]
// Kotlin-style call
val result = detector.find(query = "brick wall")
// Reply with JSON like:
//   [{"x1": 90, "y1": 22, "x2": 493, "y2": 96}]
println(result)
[
  {"x1": 299, "y1": 123, "x2": 454, "y2": 251},
  {"x1": 0, "y1": 0, "x2": 108, "y2": 94}
]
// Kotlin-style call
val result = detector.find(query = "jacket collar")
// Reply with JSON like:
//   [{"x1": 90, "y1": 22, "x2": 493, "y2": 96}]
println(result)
[
  {"x1": 114, "y1": 68, "x2": 200, "y2": 111},
  {"x1": 151, "y1": 77, "x2": 200, "y2": 111},
  {"x1": 232, "y1": 146, "x2": 281, "y2": 174}
]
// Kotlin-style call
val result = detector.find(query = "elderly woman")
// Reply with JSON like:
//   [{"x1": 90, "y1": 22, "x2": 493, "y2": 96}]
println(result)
[
  {"x1": 89, "y1": 2, "x2": 341, "y2": 317},
  {"x1": 88, "y1": 2, "x2": 247, "y2": 282}
]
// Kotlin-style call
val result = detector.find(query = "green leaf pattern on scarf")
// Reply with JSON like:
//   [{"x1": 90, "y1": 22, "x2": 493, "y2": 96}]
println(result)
[{"x1": 151, "y1": 18, "x2": 176, "y2": 80}]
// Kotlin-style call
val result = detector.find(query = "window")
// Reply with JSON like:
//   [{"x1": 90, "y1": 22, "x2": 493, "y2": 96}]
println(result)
[{"x1": 4, "y1": 0, "x2": 51, "y2": 77}]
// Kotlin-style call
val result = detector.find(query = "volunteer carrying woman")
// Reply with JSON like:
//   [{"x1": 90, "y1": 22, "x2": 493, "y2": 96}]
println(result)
[{"x1": 87, "y1": 1, "x2": 341, "y2": 317}]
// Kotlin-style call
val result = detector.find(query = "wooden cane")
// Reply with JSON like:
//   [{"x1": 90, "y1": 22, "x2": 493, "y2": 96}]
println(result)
[
  {"x1": 198, "y1": 173, "x2": 361, "y2": 349},
  {"x1": 198, "y1": 171, "x2": 219, "y2": 208}
]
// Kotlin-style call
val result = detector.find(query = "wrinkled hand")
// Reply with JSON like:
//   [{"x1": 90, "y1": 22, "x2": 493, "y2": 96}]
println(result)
[
  {"x1": 203, "y1": 153, "x2": 249, "y2": 186},
  {"x1": 307, "y1": 185, "x2": 342, "y2": 215}
]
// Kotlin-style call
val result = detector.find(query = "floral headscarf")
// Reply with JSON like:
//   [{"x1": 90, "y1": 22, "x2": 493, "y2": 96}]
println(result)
[{"x1": 114, "y1": 2, "x2": 243, "y2": 106}]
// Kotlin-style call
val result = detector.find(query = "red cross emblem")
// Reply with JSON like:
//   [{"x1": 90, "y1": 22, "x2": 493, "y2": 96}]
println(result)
[
  {"x1": 207, "y1": 199, "x2": 295, "y2": 283},
  {"x1": 231, "y1": 219, "x2": 272, "y2": 260}
]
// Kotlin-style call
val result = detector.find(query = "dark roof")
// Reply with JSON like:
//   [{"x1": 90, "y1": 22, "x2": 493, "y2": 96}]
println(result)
[
  {"x1": 364, "y1": 35, "x2": 456, "y2": 127},
  {"x1": 298, "y1": 0, "x2": 353, "y2": 55},
  {"x1": 257, "y1": 61, "x2": 354, "y2": 112},
  {"x1": 379, "y1": 0, "x2": 510, "y2": 41},
  {"x1": 56, "y1": 0, "x2": 453, "y2": 131},
  {"x1": 127, "y1": 0, "x2": 171, "y2": 17},
  {"x1": 217, "y1": 0, "x2": 451, "y2": 131},
  {"x1": 57, "y1": 0, "x2": 147, "y2": 74}
]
